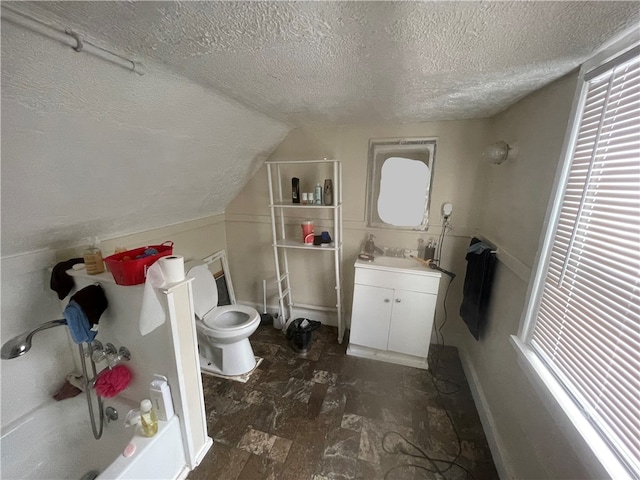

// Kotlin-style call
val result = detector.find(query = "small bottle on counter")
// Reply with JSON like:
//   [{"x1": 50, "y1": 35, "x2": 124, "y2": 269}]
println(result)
[
  {"x1": 302, "y1": 192, "x2": 308, "y2": 205},
  {"x1": 139, "y1": 399, "x2": 158, "y2": 437}
]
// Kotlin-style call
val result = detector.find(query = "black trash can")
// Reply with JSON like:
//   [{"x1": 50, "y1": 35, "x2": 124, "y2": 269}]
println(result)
[{"x1": 286, "y1": 318, "x2": 321, "y2": 353}]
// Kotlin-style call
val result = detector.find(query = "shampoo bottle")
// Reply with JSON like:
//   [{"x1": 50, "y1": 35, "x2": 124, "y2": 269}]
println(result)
[
  {"x1": 315, "y1": 183, "x2": 322, "y2": 205},
  {"x1": 149, "y1": 375, "x2": 174, "y2": 421},
  {"x1": 292, "y1": 178, "x2": 300, "y2": 204},
  {"x1": 139, "y1": 399, "x2": 158, "y2": 437}
]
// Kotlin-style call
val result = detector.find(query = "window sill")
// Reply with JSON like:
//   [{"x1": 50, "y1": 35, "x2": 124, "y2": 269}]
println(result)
[{"x1": 510, "y1": 335, "x2": 633, "y2": 480}]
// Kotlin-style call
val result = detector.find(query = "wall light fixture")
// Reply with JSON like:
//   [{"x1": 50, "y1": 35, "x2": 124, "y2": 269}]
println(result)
[{"x1": 483, "y1": 141, "x2": 514, "y2": 165}]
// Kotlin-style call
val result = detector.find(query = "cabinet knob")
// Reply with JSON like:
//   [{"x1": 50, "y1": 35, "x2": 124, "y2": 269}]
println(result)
[
  {"x1": 395, "y1": 298, "x2": 401, "y2": 303},
  {"x1": 384, "y1": 298, "x2": 390, "y2": 303}
]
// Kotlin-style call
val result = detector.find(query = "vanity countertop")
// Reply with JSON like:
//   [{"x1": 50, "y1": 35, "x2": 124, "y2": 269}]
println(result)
[{"x1": 355, "y1": 256, "x2": 442, "y2": 277}]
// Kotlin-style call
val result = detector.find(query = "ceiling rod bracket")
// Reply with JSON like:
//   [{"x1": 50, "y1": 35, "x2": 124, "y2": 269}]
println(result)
[{"x1": 64, "y1": 29, "x2": 84, "y2": 53}]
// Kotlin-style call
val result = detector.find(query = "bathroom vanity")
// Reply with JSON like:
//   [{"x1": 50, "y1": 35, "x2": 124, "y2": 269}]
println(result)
[{"x1": 347, "y1": 257, "x2": 441, "y2": 369}]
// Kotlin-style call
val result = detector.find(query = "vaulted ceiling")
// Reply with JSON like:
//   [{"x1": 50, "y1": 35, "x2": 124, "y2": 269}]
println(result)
[
  {"x1": 2, "y1": 1, "x2": 639, "y2": 257},
  {"x1": 12, "y1": 1, "x2": 640, "y2": 126}
]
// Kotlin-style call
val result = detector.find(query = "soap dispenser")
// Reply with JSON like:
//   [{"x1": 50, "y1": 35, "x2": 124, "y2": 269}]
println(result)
[
  {"x1": 139, "y1": 399, "x2": 158, "y2": 437},
  {"x1": 83, "y1": 237, "x2": 105, "y2": 275},
  {"x1": 364, "y1": 234, "x2": 375, "y2": 254}
]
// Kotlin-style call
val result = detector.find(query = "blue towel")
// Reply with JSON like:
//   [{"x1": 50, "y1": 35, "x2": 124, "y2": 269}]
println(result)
[{"x1": 64, "y1": 300, "x2": 97, "y2": 344}]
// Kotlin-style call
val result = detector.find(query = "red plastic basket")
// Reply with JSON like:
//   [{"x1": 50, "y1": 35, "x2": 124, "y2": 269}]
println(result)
[{"x1": 104, "y1": 241, "x2": 174, "y2": 286}]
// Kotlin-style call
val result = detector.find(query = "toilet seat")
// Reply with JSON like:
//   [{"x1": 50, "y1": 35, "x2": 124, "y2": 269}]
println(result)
[
  {"x1": 189, "y1": 264, "x2": 220, "y2": 319},
  {"x1": 200, "y1": 305, "x2": 260, "y2": 333},
  {"x1": 188, "y1": 263, "x2": 260, "y2": 334}
]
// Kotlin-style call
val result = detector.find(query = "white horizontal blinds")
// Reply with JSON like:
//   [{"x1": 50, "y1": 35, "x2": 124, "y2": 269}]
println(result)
[{"x1": 531, "y1": 48, "x2": 640, "y2": 476}]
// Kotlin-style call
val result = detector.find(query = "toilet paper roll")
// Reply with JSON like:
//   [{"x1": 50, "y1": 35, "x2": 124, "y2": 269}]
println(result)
[{"x1": 159, "y1": 255, "x2": 185, "y2": 284}]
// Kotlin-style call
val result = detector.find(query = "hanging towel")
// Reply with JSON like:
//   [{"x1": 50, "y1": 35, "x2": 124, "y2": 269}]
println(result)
[
  {"x1": 70, "y1": 284, "x2": 108, "y2": 326},
  {"x1": 64, "y1": 301, "x2": 98, "y2": 344},
  {"x1": 50, "y1": 258, "x2": 84, "y2": 300},
  {"x1": 64, "y1": 284, "x2": 108, "y2": 343},
  {"x1": 459, "y1": 238, "x2": 496, "y2": 340}
]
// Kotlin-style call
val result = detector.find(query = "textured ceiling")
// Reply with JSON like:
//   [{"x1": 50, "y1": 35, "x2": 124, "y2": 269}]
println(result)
[{"x1": 12, "y1": 1, "x2": 640, "y2": 126}]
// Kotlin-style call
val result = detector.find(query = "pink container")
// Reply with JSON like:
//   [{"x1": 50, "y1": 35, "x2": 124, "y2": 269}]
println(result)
[{"x1": 301, "y1": 221, "x2": 314, "y2": 244}]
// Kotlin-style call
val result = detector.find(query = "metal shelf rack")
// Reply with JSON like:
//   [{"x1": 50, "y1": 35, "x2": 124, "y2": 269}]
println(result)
[{"x1": 266, "y1": 159, "x2": 344, "y2": 343}]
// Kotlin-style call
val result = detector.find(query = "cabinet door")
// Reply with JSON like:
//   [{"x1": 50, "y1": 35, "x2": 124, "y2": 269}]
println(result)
[
  {"x1": 387, "y1": 290, "x2": 436, "y2": 357},
  {"x1": 350, "y1": 284, "x2": 393, "y2": 350}
]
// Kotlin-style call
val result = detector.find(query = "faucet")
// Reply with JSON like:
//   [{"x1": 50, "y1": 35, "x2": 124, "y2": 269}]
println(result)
[
  {"x1": 1, "y1": 319, "x2": 67, "y2": 360},
  {"x1": 90, "y1": 340, "x2": 131, "y2": 367},
  {"x1": 364, "y1": 234, "x2": 384, "y2": 255},
  {"x1": 105, "y1": 406, "x2": 118, "y2": 423}
]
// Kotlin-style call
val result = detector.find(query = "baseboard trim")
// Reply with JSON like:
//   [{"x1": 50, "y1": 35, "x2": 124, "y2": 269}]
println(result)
[
  {"x1": 458, "y1": 348, "x2": 513, "y2": 480},
  {"x1": 239, "y1": 301, "x2": 338, "y2": 328}
]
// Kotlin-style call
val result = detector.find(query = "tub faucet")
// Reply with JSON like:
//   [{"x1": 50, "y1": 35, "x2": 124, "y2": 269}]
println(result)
[
  {"x1": 105, "y1": 406, "x2": 118, "y2": 423},
  {"x1": 91, "y1": 341, "x2": 131, "y2": 366}
]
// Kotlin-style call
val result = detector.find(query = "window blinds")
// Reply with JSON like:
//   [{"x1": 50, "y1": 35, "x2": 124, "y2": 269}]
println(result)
[{"x1": 530, "y1": 47, "x2": 640, "y2": 476}]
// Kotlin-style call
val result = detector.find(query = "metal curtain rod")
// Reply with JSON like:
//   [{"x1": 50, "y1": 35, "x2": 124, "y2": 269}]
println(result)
[{"x1": 1, "y1": 6, "x2": 146, "y2": 76}]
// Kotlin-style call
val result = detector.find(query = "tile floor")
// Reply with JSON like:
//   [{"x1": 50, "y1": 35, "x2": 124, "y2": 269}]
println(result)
[{"x1": 188, "y1": 324, "x2": 498, "y2": 480}]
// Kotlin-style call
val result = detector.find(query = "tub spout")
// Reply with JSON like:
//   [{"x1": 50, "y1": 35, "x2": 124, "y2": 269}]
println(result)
[
  {"x1": 1, "y1": 319, "x2": 67, "y2": 360},
  {"x1": 105, "y1": 406, "x2": 118, "y2": 423}
]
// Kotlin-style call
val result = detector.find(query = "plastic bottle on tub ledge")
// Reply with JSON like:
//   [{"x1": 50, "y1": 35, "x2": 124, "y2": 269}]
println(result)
[
  {"x1": 83, "y1": 237, "x2": 105, "y2": 275},
  {"x1": 149, "y1": 374, "x2": 174, "y2": 421},
  {"x1": 139, "y1": 399, "x2": 158, "y2": 437}
]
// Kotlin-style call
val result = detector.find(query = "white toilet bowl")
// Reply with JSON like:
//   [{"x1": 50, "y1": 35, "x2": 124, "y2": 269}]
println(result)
[{"x1": 188, "y1": 264, "x2": 260, "y2": 376}]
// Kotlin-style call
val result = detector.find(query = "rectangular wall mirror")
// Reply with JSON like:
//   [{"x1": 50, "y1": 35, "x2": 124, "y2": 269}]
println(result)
[{"x1": 366, "y1": 138, "x2": 437, "y2": 230}]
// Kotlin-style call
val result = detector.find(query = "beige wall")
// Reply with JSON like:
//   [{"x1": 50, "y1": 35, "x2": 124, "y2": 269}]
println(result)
[
  {"x1": 452, "y1": 71, "x2": 609, "y2": 479},
  {"x1": 225, "y1": 71, "x2": 607, "y2": 479},
  {"x1": 225, "y1": 120, "x2": 490, "y2": 338}
]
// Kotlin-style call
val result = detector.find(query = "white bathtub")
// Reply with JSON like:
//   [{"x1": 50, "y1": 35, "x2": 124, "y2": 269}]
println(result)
[{"x1": 1, "y1": 395, "x2": 187, "y2": 480}]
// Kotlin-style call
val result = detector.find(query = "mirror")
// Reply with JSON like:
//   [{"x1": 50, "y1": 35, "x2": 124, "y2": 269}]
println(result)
[{"x1": 366, "y1": 139, "x2": 436, "y2": 230}]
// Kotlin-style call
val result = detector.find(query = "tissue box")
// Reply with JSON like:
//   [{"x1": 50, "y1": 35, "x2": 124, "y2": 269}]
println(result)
[{"x1": 104, "y1": 241, "x2": 173, "y2": 286}]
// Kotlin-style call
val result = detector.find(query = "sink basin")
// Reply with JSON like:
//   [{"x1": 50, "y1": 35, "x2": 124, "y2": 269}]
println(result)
[
  {"x1": 371, "y1": 256, "x2": 419, "y2": 269},
  {"x1": 356, "y1": 256, "x2": 435, "y2": 273}
]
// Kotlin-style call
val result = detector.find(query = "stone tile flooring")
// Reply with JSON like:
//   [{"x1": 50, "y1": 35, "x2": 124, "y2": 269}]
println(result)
[{"x1": 188, "y1": 324, "x2": 498, "y2": 480}]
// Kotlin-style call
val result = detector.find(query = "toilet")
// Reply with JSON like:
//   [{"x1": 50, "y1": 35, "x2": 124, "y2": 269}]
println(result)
[{"x1": 188, "y1": 264, "x2": 260, "y2": 376}]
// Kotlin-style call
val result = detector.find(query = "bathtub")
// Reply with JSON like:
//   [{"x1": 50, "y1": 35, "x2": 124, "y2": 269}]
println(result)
[{"x1": 1, "y1": 394, "x2": 188, "y2": 480}]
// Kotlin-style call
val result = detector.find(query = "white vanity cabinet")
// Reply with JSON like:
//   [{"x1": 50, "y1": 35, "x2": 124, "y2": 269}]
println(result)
[{"x1": 347, "y1": 258, "x2": 441, "y2": 369}]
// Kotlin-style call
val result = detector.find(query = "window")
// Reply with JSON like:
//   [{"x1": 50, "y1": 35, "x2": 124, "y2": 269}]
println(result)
[
  {"x1": 366, "y1": 139, "x2": 436, "y2": 230},
  {"x1": 513, "y1": 45, "x2": 639, "y2": 478}
]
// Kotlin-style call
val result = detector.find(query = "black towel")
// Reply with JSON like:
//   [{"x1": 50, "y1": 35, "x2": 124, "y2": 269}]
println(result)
[
  {"x1": 70, "y1": 284, "x2": 108, "y2": 326},
  {"x1": 50, "y1": 258, "x2": 84, "y2": 300},
  {"x1": 460, "y1": 238, "x2": 496, "y2": 340}
]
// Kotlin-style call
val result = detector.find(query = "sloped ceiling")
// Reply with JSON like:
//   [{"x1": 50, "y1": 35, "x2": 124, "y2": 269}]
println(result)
[
  {"x1": 10, "y1": 1, "x2": 640, "y2": 125},
  {"x1": 1, "y1": 1, "x2": 639, "y2": 257}
]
